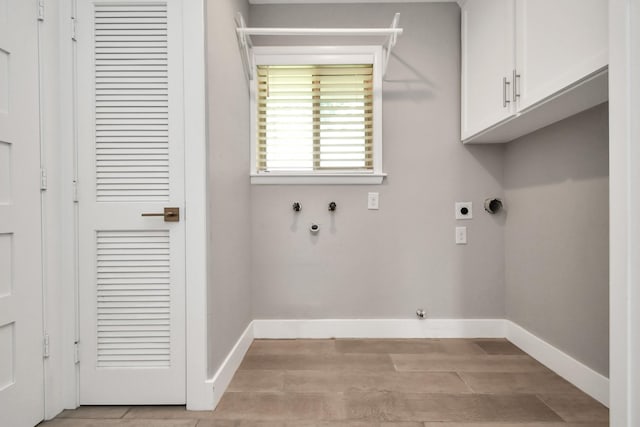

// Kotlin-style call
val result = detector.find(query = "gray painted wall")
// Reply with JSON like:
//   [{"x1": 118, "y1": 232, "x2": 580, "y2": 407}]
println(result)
[
  {"x1": 504, "y1": 103, "x2": 609, "y2": 376},
  {"x1": 249, "y1": 4, "x2": 506, "y2": 319},
  {"x1": 205, "y1": 0, "x2": 253, "y2": 376},
  {"x1": 204, "y1": 2, "x2": 609, "y2": 379}
]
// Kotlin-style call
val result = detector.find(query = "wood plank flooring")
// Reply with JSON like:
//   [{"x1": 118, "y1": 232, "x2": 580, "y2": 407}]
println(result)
[{"x1": 40, "y1": 338, "x2": 609, "y2": 426}]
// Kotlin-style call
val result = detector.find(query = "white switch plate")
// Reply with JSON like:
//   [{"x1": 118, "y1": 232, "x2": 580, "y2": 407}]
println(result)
[
  {"x1": 368, "y1": 192, "x2": 379, "y2": 210},
  {"x1": 455, "y1": 202, "x2": 473, "y2": 219},
  {"x1": 455, "y1": 226, "x2": 467, "y2": 244}
]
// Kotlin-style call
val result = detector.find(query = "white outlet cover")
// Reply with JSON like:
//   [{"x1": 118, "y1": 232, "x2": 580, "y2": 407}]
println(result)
[
  {"x1": 456, "y1": 226, "x2": 468, "y2": 244},
  {"x1": 368, "y1": 192, "x2": 379, "y2": 210},
  {"x1": 455, "y1": 202, "x2": 472, "y2": 219}
]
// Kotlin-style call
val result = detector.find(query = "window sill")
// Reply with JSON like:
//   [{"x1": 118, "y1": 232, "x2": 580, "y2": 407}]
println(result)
[{"x1": 250, "y1": 173, "x2": 386, "y2": 185}]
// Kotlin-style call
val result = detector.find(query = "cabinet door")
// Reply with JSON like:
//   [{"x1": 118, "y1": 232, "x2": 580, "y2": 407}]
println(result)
[
  {"x1": 461, "y1": 0, "x2": 516, "y2": 140},
  {"x1": 515, "y1": 0, "x2": 608, "y2": 111}
]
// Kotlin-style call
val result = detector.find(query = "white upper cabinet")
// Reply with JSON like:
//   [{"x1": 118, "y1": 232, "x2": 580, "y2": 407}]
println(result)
[
  {"x1": 515, "y1": 0, "x2": 608, "y2": 111},
  {"x1": 461, "y1": 0, "x2": 516, "y2": 140},
  {"x1": 461, "y1": 0, "x2": 608, "y2": 143}
]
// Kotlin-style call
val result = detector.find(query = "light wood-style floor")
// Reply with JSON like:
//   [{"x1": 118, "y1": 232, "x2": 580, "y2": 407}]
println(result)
[{"x1": 40, "y1": 338, "x2": 609, "y2": 426}]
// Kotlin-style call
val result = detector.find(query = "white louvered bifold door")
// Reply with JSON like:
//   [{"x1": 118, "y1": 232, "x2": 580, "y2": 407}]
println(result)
[{"x1": 77, "y1": 0, "x2": 186, "y2": 404}]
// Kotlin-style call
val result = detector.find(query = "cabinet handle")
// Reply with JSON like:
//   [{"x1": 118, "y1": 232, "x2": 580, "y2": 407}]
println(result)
[
  {"x1": 503, "y1": 77, "x2": 511, "y2": 108},
  {"x1": 513, "y1": 70, "x2": 521, "y2": 100}
]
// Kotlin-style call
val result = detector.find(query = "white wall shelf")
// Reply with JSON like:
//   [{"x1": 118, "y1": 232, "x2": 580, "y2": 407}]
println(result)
[{"x1": 234, "y1": 12, "x2": 403, "y2": 80}]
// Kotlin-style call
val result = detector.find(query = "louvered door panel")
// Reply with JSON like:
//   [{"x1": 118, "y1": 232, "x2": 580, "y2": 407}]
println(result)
[
  {"x1": 96, "y1": 230, "x2": 170, "y2": 367},
  {"x1": 94, "y1": 3, "x2": 170, "y2": 201}
]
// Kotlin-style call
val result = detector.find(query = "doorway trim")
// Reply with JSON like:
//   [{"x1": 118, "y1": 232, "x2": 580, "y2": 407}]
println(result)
[
  {"x1": 609, "y1": 0, "x2": 639, "y2": 425},
  {"x1": 181, "y1": 0, "x2": 212, "y2": 411}
]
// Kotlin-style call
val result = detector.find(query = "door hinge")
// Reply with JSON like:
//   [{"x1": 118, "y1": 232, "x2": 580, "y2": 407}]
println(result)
[
  {"x1": 40, "y1": 168, "x2": 47, "y2": 191},
  {"x1": 72, "y1": 180, "x2": 78, "y2": 203},
  {"x1": 71, "y1": 16, "x2": 77, "y2": 41},
  {"x1": 37, "y1": 0, "x2": 45, "y2": 21},
  {"x1": 74, "y1": 341, "x2": 80, "y2": 364},
  {"x1": 43, "y1": 334, "x2": 50, "y2": 358}
]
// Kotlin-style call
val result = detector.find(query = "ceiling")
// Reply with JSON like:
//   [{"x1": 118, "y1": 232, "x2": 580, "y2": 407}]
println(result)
[{"x1": 249, "y1": 0, "x2": 460, "y2": 4}]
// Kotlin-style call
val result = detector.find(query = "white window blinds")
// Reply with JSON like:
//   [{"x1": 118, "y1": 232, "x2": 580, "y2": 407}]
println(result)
[{"x1": 256, "y1": 64, "x2": 374, "y2": 173}]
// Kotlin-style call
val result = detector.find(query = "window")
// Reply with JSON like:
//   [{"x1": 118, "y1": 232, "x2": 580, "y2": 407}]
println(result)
[
  {"x1": 251, "y1": 47, "x2": 384, "y2": 184},
  {"x1": 257, "y1": 64, "x2": 373, "y2": 172}
]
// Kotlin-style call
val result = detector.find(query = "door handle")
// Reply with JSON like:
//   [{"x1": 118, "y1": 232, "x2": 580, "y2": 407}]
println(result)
[{"x1": 141, "y1": 207, "x2": 180, "y2": 222}]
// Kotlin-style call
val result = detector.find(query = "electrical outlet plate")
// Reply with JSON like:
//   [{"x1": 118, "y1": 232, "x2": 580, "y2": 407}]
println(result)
[
  {"x1": 455, "y1": 201, "x2": 472, "y2": 219},
  {"x1": 368, "y1": 192, "x2": 379, "y2": 210},
  {"x1": 455, "y1": 226, "x2": 467, "y2": 244}
]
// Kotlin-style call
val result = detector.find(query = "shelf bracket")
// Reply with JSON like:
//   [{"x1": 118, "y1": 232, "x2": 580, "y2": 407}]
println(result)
[
  {"x1": 235, "y1": 12, "x2": 254, "y2": 81},
  {"x1": 382, "y1": 13, "x2": 401, "y2": 79}
]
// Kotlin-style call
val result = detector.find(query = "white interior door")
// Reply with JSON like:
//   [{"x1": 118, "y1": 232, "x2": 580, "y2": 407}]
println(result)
[
  {"x1": 77, "y1": 0, "x2": 186, "y2": 404},
  {"x1": 0, "y1": 0, "x2": 45, "y2": 425}
]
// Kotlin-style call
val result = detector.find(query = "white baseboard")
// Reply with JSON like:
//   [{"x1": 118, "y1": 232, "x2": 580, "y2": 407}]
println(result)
[
  {"x1": 206, "y1": 318, "x2": 609, "y2": 410},
  {"x1": 208, "y1": 322, "x2": 254, "y2": 409},
  {"x1": 252, "y1": 318, "x2": 506, "y2": 339},
  {"x1": 506, "y1": 320, "x2": 609, "y2": 407}
]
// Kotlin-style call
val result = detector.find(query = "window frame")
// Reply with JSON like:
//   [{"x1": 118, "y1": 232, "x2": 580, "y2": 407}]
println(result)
[{"x1": 250, "y1": 46, "x2": 385, "y2": 185}]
